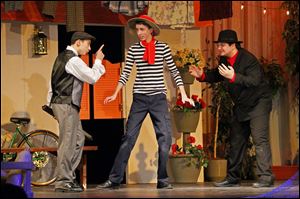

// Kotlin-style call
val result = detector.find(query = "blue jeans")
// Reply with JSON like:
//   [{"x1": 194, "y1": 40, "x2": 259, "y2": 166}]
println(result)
[{"x1": 109, "y1": 93, "x2": 172, "y2": 184}]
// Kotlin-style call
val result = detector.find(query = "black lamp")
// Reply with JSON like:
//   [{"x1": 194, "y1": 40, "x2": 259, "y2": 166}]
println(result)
[{"x1": 33, "y1": 26, "x2": 47, "y2": 55}]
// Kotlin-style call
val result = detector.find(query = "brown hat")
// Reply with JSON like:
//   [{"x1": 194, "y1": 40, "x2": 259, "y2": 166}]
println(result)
[
  {"x1": 214, "y1": 29, "x2": 243, "y2": 43},
  {"x1": 127, "y1": 15, "x2": 160, "y2": 36},
  {"x1": 71, "y1": 31, "x2": 96, "y2": 43}
]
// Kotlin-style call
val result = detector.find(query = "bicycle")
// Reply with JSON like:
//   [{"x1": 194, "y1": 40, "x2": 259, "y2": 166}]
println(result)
[{"x1": 1, "y1": 115, "x2": 59, "y2": 186}]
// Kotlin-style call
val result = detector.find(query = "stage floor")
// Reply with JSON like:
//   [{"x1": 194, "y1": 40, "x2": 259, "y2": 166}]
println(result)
[{"x1": 32, "y1": 181, "x2": 299, "y2": 198}]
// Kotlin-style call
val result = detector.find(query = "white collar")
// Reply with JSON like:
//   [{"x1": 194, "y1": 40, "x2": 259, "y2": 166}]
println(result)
[{"x1": 66, "y1": 46, "x2": 78, "y2": 56}]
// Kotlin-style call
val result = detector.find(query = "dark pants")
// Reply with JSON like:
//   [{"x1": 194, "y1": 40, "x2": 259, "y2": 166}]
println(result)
[
  {"x1": 227, "y1": 100, "x2": 274, "y2": 183},
  {"x1": 109, "y1": 93, "x2": 172, "y2": 184}
]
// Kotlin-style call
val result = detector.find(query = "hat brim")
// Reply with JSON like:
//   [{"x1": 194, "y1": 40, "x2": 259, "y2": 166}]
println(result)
[
  {"x1": 213, "y1": 40, "x2": 243, "y2": 43},
  {"x1": 128, "y1": 17, "x2": 160, "y2": 36}
]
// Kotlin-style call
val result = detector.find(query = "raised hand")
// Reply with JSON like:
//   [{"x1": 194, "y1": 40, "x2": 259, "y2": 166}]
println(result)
[
  {"x1": 218, "y1": 63, "x2": 234, "y2": 79},
  {"x1": 96, "y1": 44, "x2": 105, "y2": 61},
  {"x1": 189, "y1": 65, "x2": 203, "y2": 78}
]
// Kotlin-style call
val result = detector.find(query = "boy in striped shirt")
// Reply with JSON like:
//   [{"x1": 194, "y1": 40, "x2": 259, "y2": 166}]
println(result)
[{"x1": 98, "y1": 15, "x2": 194, "y2": 190}]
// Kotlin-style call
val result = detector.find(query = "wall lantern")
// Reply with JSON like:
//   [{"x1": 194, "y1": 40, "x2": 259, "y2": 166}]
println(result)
[{"x1": 33, "y1": 26, "x2": 47, "y2": 55}]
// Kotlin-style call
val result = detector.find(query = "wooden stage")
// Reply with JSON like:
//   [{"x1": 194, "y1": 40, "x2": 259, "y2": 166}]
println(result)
[{"x1": 32, "y1": 180, "x2": 299, "y2": 198}]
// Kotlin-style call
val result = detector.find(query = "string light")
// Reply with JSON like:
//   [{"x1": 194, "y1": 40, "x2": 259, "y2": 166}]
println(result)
[
  {"x1": 239, "y1": 2, "x2": 290, "y2": 16},
  {"x1": 263, "y1": 8, "x2": 267, "y2": 15}
]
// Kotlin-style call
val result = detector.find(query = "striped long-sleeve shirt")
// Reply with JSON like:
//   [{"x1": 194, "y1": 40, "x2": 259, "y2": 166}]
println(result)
[{"x1": 119, "y1": 41, "x2": 183, "y2": 95}]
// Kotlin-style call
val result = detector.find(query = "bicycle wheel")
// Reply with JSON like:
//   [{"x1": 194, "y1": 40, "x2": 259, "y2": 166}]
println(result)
[{"x1": 17, "y1": 129, "x2": 59, "y2": 186}]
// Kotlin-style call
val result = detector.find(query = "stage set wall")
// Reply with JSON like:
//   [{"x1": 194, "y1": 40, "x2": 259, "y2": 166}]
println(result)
[
  {"x1": 1, "y1": 1, "x2": 298, "y2": 184},
  {"x1": 1, "y1": 22, "x2": 204, "y2": 183}
]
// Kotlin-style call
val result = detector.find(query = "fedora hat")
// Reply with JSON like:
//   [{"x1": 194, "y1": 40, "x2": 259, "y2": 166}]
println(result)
[
  {"x1": 214, "y1": 29, "x2": 243, "y2": 43},
  {"x1": 127, "y1": 15, "x2": 160, "y2": 36}
]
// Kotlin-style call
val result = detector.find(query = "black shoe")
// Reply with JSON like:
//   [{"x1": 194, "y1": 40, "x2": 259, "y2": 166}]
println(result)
[
  {"x1": 157, "y1": 181, "x2": 173, "y2": 189},
  {"x1": 55, "y1": 183, "x2": 84, "y2": 192},
  {"x1": 252, "y1": 180, "x2": 274, "y2": 188},
  {"x1": 72, "y1": 181, "x2": 84, "y2": 191},
  {"x1": 213, "y1": 179, "x2": 240, "y2": 187},
  {"x1": 96, "y1": 180, "x2": 120, "y2": 189}
]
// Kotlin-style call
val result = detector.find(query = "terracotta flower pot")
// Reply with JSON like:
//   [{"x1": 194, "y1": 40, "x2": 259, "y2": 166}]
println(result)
[{"x1": 172, "y1": 110, "x2": 200, "y2": 132}]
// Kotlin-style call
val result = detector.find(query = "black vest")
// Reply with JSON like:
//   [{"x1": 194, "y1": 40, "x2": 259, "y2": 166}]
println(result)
[{"x1": 50, "y1": 50, "x2": 81, "y2": 109}]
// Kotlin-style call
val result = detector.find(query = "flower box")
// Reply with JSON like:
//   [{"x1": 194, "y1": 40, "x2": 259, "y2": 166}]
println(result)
[
  {"x1": 172, "y1": 110, "x2": 200, "y2": 132},
  {"x1": 271, "y1": 165, "x2": 298, "y2": 180},
  {"x1": 178, "y1": 68, "x2": 195, "y2": 84},
  {"x1": 169, "y1": 155, "x2": 201, "y2": 183}
]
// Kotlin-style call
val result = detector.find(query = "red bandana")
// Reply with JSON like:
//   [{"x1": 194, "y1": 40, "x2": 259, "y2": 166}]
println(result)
[{"x1": 141, "y1": 37, "x2": 156, "y2": 65}]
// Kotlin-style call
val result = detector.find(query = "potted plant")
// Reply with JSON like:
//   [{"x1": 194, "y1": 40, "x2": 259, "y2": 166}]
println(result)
[
  {"x1": 169, "y1": 135, "x2": 209, "y2": 183},
  {"x1": 205, "y1": 82, "x2": 233, "y2": 181},
  {"x1": 172, "y1": 94, "x2": 206, "y2": 133},
  {"x1": 173, "y1": 48, "x2": 206, "y2": 84}
]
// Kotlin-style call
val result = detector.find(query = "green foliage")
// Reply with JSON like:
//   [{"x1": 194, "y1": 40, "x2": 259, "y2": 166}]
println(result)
[
  {"x1": 281, "y1": 1, "x2": 299, "y2": 106},
  {"x1": 209, "y1": 82, "x2": 233, "y2": 158},
  {"x1": 260, "y1": 57, "x2": 286, "y2": 97},
  {"x1": 281, "y1": 1, "x2": 299, "y2": 77},
  {"x1": 241, "y1": 136, "x2": 257, "y2": 180},
  {"x1": 171, "y1": 136, "x2": 209, "y2": 169}
]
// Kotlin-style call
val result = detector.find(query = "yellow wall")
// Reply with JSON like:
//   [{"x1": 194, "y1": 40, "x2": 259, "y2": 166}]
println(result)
[{"x1": 1, "y1": 22, "x2": 58, "y2": 134}]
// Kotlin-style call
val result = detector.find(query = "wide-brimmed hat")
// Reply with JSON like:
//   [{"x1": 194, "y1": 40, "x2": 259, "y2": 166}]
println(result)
[
  {"x1": 214, "y1": 29, "x2": 243, "y2": 43},
  {"x1": 127, "y1": 15, "x2": 160, "y2": 36},
  {"x1": 71, "y1": 31, "x2": 96, "y2": 43}
]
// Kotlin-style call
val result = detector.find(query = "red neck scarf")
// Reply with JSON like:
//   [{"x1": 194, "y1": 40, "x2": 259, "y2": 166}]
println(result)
[{"x1": 141, "y1": 37, "x2": 156, "y2": 65}]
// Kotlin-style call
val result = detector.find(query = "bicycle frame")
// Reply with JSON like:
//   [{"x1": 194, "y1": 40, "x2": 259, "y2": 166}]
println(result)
[
  {"x1": 8, "y1": 124, "x2": 33, "y2": 148},
  {"x1": 3, "y1": 123, "x2": 36, "y2": 162}
]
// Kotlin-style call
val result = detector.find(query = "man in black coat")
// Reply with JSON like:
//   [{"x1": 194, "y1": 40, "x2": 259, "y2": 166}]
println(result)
[{"x1": 189, "y1": 29, "x2": 274, "y2": 188}]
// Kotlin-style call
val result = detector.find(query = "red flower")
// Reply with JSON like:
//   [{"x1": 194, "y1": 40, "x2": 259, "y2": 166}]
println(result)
[
  {"x1": 169, "y1": 135, "x2": 209, "y2": 169},
  {"x1": 176, "y1": 98, "x2": 184, "y2": 106},
  {"x1": 184, "y1": 101, "x2": 194, "y2": 109},
  {"x1": 173, "y1": 93, "x2": 206, "y2": 112},
  {"x1": 187, "y1": 136, "x2": 196, "y2": 144},
  {"x1": 191, "y1": 95, "x2": 198, "y2": 101},
  {"x1": 171, "y1": 144, "x2": 178, "y2": 154}
]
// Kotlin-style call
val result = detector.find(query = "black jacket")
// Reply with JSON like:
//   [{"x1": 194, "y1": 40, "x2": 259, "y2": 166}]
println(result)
[{"x1": 200, "y1": 48, "x2": 272, "y2": 121}]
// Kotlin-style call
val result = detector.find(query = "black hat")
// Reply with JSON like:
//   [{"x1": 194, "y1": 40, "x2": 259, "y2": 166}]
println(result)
[
  {"x1": 71, "y1": 31, "x2": 96, "y2": 43},
  {"x1": 214, "y1": 29, "x2": 243, "y2": 43}
]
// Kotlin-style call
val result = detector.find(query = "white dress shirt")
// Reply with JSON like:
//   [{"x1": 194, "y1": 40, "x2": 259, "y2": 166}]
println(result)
[{"x1": 47, "y1": 46, "x2": 105, "y2": 105}]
